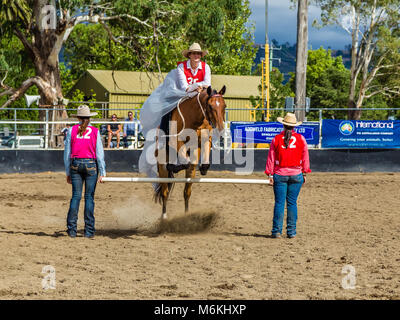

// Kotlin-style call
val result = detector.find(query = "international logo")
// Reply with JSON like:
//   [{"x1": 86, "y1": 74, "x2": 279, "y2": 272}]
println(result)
[{"x1": 339, "y1": 121, "x2": 354, "y2": 135}]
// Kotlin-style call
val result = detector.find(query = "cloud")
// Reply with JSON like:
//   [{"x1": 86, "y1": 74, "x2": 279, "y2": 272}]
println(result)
[{"x1": 248, "y1": 0, "x2": 351, "y2": 49}]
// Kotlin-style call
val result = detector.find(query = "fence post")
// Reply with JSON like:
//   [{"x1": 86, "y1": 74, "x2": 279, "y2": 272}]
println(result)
[
  {"x1": 13, "y1": 109, "x2": 17, "y2": 149},
  {"x1": 224, "y1": 121, "x2": 229, "y2": 150},
  {"x1": 134, "y1": 121, "x2": 139, "y2": 149},
  {"x1": 45, "y1": 110, "x2": 49, "y2": 149},
  {"x1": 318, "y1": 109, "x2": 322, "y2": 149}
]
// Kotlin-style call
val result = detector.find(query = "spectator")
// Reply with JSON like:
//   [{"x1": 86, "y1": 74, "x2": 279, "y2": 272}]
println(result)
[
  {"x1": 123, "y1": 111, "x2": 142, "y2": 148},
  {"x1": 107, "y1": 114, "x2": 122, "y2": 148},
  {"x1": 264, "y1": 112, "x2": 311, "y2": 239},
  {"x1": 61, "y1": 124, "x2": 71, "y2": 144}
]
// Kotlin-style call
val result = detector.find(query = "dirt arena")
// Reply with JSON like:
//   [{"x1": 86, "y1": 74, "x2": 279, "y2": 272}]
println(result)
[{"x1": 0, "y1": 170, "x2": 399, "y2": 300}]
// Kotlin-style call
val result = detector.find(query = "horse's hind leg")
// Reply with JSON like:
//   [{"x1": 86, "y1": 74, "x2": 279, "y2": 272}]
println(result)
[
  {"x1": 157, "y1": 163, "x2": 170, "y2": 219},
  {"x1": 161, "y1": 184, "x2": 168, "y2": 219}
]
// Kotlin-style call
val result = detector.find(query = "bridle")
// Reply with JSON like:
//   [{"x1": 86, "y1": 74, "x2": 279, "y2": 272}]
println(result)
[
  {"x1": 197, "y1": 92, "x2": 223, "y2": 128},
  {"x1": 161, "y1": 91, "x2": 221, "y2": 138}
]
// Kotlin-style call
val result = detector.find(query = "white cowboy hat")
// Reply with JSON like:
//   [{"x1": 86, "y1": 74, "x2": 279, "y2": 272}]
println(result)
[
  {"x1": 71, "y1": 104, "x2": 98, "y2": 117},
  {"x1": 182, "y1": 42, "x2": 208, "y2": 58},
  {"x1": 277, "y1": 112, "x2": 302, "y2": 127}
]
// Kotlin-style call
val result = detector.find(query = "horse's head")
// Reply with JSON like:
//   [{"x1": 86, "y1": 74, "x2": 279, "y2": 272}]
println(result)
[{"x1": 205, "y1": 85, "x2": 226, "y2": 132}]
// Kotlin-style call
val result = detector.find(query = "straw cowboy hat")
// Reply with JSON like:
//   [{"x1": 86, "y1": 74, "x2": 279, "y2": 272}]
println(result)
[
  {"x1": 277, "y1": 112, "x2": 302, "y2": 127},
  {"x1": 182, "y1": 42, "x2": 208, "y2": 58},
  {"x1": 71, "y1": 105, "x2": 98, "y2": 118}
]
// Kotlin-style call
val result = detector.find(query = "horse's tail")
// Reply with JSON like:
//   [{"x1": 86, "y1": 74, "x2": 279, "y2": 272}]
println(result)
[{"x1": 153, "y1": 171, "x2": 175, "y2": 204}]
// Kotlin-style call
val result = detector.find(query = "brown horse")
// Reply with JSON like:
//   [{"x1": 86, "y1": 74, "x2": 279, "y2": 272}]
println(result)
[{"x1": 154, "y1": 85, "x2": 227, "y2": 219}]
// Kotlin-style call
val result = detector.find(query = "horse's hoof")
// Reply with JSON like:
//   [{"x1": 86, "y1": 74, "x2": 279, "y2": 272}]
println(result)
[
  {"x1": 166, "y1": 163, "x2": 189, "y2": 173},
  {"x1": 162, "y1": 213, "x2": 168, "y2": 220},
  {"x1": 199, "y1": 164, "x2": 210, "y2": 175}
]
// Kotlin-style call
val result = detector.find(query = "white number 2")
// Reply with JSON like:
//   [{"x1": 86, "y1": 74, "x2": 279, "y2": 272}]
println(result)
[
  {"x1": 282, "y1": 136, "x2": 297, "y2": 149},
  {"x1": 77, "y1": 127, "x2": 92, "y2": 139}
]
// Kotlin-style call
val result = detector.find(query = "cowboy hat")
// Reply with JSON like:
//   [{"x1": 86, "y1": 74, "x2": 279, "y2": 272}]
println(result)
[
  {"x1": 182, "y1": 43, "x2": 208, "y2": 58},
  {"x1": 277, "y1": 112, "x2": 302, "y2": 127},
  {"x1": 71, "y1": 105, "x2": 98, "y2": 118}
]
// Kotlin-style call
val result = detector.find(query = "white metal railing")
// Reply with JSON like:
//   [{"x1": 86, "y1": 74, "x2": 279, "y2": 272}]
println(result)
[{"x1": 1, "y1": 106, "x2": 400, "y2": 150}]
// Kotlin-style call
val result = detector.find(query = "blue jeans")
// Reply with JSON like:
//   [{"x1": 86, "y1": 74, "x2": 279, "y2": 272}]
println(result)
[
  {"x1": 67, "y1": 159, "x2": 98, "y2": 237},
  {"x1": 123, "y1": 130, "x2": 135, "y2": 147},
  {"x1": 272, "y1": 173, "x2": 304, "y2": 237}
]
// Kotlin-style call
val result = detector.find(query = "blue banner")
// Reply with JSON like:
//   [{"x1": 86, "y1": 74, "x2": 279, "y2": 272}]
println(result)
[
  {"x1": 322, "y1": 119, "x2": 400, "y2": 148},
  {"x1": 230, "y1": 121, "x2": 320, "y2": 145}
]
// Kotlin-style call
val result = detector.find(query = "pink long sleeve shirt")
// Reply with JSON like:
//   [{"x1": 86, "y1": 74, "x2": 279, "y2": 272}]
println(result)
[{"x1": 264, "y1": 132, "x2": 312, "y2": 176}]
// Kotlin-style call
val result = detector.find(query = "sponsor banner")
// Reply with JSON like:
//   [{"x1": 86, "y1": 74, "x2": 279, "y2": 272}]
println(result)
[
  {"x1": 322, "y1": 119, "x2": 400, "y2": 148},
  {"x1": 230, "y1": 121, "x2": 320, "y2": 145}
]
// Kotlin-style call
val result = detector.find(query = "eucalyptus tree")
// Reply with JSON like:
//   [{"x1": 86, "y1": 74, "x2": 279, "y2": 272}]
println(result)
[
  {"x1": 312, "y1": 0, "x2": 400, "y2": 119},
  {"x1": 0, "y1": 0, "x2": 180, "y2": 145}
]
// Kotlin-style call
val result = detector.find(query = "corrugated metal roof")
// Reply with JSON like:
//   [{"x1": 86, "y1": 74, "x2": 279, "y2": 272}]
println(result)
[{"x1": 85, "y1": 69, "x2": 261, "y2": 98}]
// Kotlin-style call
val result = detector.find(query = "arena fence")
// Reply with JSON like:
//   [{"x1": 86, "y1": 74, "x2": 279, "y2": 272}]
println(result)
[
  {"x1": 1, "y1": 104, "x2": 399, "y2": 150},
  {"x1": 102, "y1": 177, "x2": 272, "y2": 184}
]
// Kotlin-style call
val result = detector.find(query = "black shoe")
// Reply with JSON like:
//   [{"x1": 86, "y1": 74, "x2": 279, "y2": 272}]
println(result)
[
  {"x1": 271, "y1": 233, "x2": 281, "y2": 239},
  {"x1": 84, "y1": 234, "x2": 95, "y2": 239}
]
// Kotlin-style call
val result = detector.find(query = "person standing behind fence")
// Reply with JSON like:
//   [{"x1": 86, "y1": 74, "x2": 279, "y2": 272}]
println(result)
[
  {"x1": 264, "y1": 112, "x2": 311, "y2": 239},
  {"x1": 64, "y1": 105, "x2": 106, "y2": 239}
]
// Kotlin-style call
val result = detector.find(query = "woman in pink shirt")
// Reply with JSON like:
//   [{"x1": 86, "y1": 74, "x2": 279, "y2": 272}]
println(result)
[
  {"x1": 64, "y1": 105, "x2": 106, "y2": 239},
  {"x1": 264, "y1": 113, "x2": 311, "y2": 239}
]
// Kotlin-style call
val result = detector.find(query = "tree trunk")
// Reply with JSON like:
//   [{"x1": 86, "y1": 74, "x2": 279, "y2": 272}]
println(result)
[
  {"x1": 30, "y1": 10, "x2": 69, "y2": 148},
  {"x1": 295, "y1": 0, "x2": 308, "y2": 122},
  {"x1": 348, "y1": 6, "x2": 361, "y2": 120},
  {"x1": 348, "y1": 69, "x2": 360, "y2": 119},
  {"x1": 34, "y1": 58, "x2": 68, "y2": 148}
]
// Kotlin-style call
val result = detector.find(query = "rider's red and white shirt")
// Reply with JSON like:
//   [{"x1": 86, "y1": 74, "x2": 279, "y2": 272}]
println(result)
[{"x1": 176, "y1": 60, "x2": 211, "y2": 92}]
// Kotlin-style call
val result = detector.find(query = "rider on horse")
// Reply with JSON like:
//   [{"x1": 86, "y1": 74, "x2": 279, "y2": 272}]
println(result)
[{"x1": 139, "y1": 42, "x2": 212, "y2": 181}]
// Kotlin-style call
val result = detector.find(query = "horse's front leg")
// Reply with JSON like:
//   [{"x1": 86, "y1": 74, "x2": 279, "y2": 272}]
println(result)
[
  {"x1": 184, "y1": 164, "x2": 196, "y2": 213},
  {"x1": 199, "y1": 126, "x2": 212, "y2": 175}
]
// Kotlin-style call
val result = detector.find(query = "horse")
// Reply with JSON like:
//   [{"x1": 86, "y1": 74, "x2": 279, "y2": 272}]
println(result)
[{"x1": 154, "y1": 85, "x2": 227, "y2": 219}]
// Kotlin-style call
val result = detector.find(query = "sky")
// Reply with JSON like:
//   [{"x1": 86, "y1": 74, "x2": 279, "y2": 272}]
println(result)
[{"x1": 248, "y1": 0, "x2": 351, "y2": 50}]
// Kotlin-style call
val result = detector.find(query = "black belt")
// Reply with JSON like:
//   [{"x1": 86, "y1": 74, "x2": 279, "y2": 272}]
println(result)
[{"x1": 72, "y1": 158, "x2": 96, "y2": 160}]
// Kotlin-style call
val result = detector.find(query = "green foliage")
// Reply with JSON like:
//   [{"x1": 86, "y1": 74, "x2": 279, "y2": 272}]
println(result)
[
  {"x1": 0, "y1": 34, "x2": 38, "y2": 124},
  {"x1": 62, "y1": 0, "x2": 257, "y2": 77},
  {"x1": 251, "y1": 65, "x2": 294, "y2": 121},
  {"x1": 312, "y1": 0, "x2": 400, "y2": 115},
  {"x1": 180, "y1": 0, "x2": 257, "y2": 75},
  {"x1": 286, "y1": 47, "x2": 350, "y2": 120},
  {"x1": 0, "y1": 0, "x2": 30, "y2": 33}
]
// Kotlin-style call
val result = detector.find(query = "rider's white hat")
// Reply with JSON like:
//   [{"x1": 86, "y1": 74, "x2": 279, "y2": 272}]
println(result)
[{"x1": 182, "y1": 43, "x2": 208, "y2": 58}]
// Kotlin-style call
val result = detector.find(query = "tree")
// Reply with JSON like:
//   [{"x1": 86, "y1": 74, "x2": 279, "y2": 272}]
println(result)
[
  {"x1": 295, "y1": 0, "x2": 309, "y2": 122},
  {"x1": 0, "y1": 0, "x2": 180, "y2": 145},
  {"x1": 303, "y1": 47, "x2": 350, "y2": 120},
  {"x1": 63, "y1": 0, "x2": 257, "y2": 76},
  {"x1": 312, "y1": 0, "x2": 400, "y2": 119}
]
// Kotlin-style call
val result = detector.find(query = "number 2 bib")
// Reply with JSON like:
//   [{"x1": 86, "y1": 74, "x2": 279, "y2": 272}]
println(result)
[
  {"x1": 273, "y1": 131, "x2": 305, "y2": 167},
  {"x1": 70, "y1": 124, "x2": 98, "y2": 159}
]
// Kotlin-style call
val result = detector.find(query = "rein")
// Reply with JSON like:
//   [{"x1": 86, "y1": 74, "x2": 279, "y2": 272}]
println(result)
[{"x1": 160, "y1": 91, "x2": 218, "y2": 138}]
